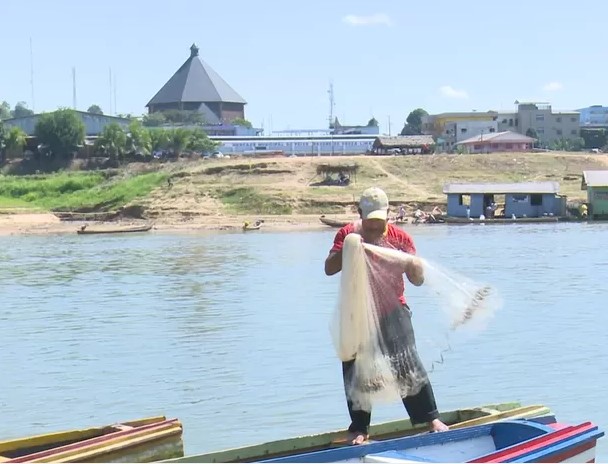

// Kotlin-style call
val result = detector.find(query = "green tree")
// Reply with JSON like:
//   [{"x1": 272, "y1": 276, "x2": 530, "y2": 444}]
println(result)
[
  {"x1": 34, "y1": 108, "x2": 85, "y2": 159},
  {"x1": 5, "y1": 126, "x2": 27, "y2": 156},
  {"x1": 142, "y1": 112, "x2": 167, "y2": 127},
  {"x1": 12, "y1": 101, "x2": 34, "y2": 118},
  {"x1": 148, "y1": 128, "x2": 168, "y2": 152},
  {"x1": 87, "y1": 104, "x2": 104, "y2": 115},
  {"x1": 94, "y1": 123, "x2": 127, "y2": 159},
  {"x1": 188, "y1": 128, "x2": 217, "y2": 153},
  {"x1": 405, "y1": 108, "x2": 428, "y2": 134},
  {"x1": 367, "y1": 118, "x2": 379, "y2": 127},
  {"x1": 0, "y1": 101, "x2": 11, "y2": 120},
  {"x1": 126, "y1": 120, "x2": 152, "y2": 156},
  {"x1": 400, "y1": 123, "x2": 418, "y2": 136},
  {"x1": 580, "y1": 128, "x2": 606, "y2": 149},
  {"x1": 167, "y1": 128, "x2": 192, "y2": 156},
  {"x1": 158, "y1": 109, "x2": 204, "y2": 125},
  {"x1": 0, "y1": 121, "x2": 6, "y2": 162},
  {"x1": 232, "y1": 117, "x2": 252, "y2": 129}
]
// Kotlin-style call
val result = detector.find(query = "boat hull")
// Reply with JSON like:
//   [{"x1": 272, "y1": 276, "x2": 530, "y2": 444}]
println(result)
[
  {"x1": 165, "y1": 403, "x2": 551, "y2": 463},
  {"x1": 319, "y1": 216, "x2": 351, "y2": 228},
  {"x1": 257, "y1": 419, "x2": 604, "y2": 463},
  {"x1": 76, "y1": 225, "x2": 153, "y2": 235},
  {"x1": 0, "y1": 416, "x2": 183, "y2": 463}
]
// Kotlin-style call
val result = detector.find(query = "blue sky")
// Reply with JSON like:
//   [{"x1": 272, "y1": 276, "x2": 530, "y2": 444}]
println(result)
[{"x1": 1, "y1": 0, "x2": 605, "y2": 134}]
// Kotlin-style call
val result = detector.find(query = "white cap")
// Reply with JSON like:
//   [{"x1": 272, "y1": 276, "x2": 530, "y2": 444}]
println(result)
[{"x1": 359, "y1": 187, "x2": 389, "y2": 220}]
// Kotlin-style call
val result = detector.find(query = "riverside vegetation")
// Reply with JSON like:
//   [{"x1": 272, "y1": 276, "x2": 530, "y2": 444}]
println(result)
[{"x1": 0, "y1": 152, "x2": 607, "y2": 222}]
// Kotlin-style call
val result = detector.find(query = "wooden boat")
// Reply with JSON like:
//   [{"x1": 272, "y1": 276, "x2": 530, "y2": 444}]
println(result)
[
  {"x1": 243, "y1": 224, "x2": 262, "y2": 231},
  {"x1": 0, "y1": 416, "x2": 183, "y2": 463},
  {"x1": 255, "y1": 418, "x2": 604, "y2": 463},
  {"x1": 165, "y1": 403, "x2": 551, "y2": 463},
  {"x1": 319, "y1": 216, "x2": 351, "y2": 228},
  {"x1": 76, "y1": 224, "x2": 153, "y2": 235}
]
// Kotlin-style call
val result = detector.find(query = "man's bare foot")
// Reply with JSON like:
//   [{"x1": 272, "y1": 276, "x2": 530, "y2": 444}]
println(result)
[
  {"x1": 346, "y1": 431, "x2": 369, "y2": 445},
  {"x1": 429, "y1": 419, "x2": 449, "y2": 433}
]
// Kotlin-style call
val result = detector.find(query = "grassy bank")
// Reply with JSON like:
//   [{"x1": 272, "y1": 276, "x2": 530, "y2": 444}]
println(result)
[
  {"x1": 0, "y1": 170, "x2": 168, "y2": 212},
  {"x1": 1, "y1": 152, "x2": 606, "y2": 219}
]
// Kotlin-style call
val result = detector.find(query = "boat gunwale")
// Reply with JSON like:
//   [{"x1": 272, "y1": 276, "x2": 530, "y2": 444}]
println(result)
[{"x1": 164, "y1": 403, "x2": 551, "y2": 463}]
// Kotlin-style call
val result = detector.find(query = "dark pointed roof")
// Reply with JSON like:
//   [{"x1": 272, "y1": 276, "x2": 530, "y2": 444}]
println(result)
[{"x1": 146, "y1": 44, "x2": 246, "y2": 107}]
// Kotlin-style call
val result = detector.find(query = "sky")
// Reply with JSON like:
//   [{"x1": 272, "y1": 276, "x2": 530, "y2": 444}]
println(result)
[{"x1": 1, "y1": 0, "x2": 606, "y2": 135}]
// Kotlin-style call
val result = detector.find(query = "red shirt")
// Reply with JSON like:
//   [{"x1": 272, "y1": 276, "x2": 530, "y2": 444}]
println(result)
[{"x1": 329, "y1": 223, "x2": 416, "y2": 309}]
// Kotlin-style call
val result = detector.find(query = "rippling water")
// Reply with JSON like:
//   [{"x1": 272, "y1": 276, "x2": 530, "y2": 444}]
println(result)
[{"x1": 0, "y1": 222, "x2": 606, "y2": 460}]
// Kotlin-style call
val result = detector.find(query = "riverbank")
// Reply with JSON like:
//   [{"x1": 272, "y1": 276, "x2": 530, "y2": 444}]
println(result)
[
  {"x1": 1, "y1": 151, "x2": 607, "y2": 236},
  {"x1": 0, "y1": 212, "x2": 355, "y2": 236}
]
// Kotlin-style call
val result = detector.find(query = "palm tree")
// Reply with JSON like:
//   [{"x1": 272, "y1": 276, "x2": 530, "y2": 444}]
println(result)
[{"x1": 5, "y1": 126, "x2": 27, "y2": 157}]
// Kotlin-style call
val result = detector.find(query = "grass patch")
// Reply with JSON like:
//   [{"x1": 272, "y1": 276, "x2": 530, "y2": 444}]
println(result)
[
  {"x1": 219, "y1": 187, "x2": 292, "y2": 214},
  {"x1": 0, "y1": 171, "x2": 168, "y2": 211}
]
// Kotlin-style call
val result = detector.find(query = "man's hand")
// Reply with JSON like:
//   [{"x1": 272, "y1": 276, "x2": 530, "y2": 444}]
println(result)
[{"x1": 405, "y1": 257, "x2": 425, "y2": 286}]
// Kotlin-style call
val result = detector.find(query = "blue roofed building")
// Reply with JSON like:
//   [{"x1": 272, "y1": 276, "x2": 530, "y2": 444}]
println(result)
[{"x1": 443, "y1": 181, "x2": 566, "y2": 218}]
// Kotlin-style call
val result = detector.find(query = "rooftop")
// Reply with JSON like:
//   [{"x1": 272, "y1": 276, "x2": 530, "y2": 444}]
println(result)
[
  {"x1": 457, "y1": 131, "x2": 535, "y2": 145},
  {"x1": 443, "y1": 181, "x2": 560, "y2": 195},
  {"x1": 147, "y1": 44, "x2": 246, "y2": 107},
  {"x1": 373, "y1": 135, "x2": 435, "y2": 148},
  {"x1": 582, "y1": 170, "x2": 608, "y2": 188}
]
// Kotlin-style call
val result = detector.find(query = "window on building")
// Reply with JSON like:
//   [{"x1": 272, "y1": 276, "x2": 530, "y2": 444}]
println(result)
[
  {"x1": 489, "y1": 128, "x2": 496, "y2": 132},
  {"x1": 556, "y1": 129, "x2": 562, "y2": 135},
  {"x1": 461, "y1": 128, "x2": 467, "y2": 133},
  {"x1": 536, "y1": 114, "x2": 545, "y2": 121},
  {"x1": 502, "y1": 119, "x2": 508, "y2": 124},
  {"x1": 530, "y1": 194, "x2": 543, "y2": 206},
  {"x1": 570, "y1": 117, "x2": 577, "y2": 122},
  {"x1": 459, "y1": 194, "x2": 471, "y2": 206},
  {"x1": 506, "y1": 143, "x2": 512, "y2": 148},
  {"x1": 537, "y1": 128, "x2": 545, "y2": 134},
  {"x1": 515, "y1": 118, "x2": 518, "y2": 127},
  {"x1": 571, "y1": 129, "x2": 578, "y2": 135},
  {"x1": 509, "y1": 118, "x2": 513, "y2": 126}
]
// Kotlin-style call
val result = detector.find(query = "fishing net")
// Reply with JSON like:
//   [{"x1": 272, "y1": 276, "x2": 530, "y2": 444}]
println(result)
[{"x1": 330, "y1": 231, "x2": 501, "y2": 412}]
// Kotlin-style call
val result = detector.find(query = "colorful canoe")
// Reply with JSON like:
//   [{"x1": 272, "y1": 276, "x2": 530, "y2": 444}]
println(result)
[
  {"x1": 0, "y1": 416, "x2": 183, "y2": 463},
  {"x1": 257, "y1": 418, "x2": 604, "y2": 463},
  {"x1": 166, "y1": 403, "x2": 551, "y2": 463}
]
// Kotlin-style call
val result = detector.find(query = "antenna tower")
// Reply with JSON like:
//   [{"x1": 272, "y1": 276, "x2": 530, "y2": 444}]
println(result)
[
  {"x1": 328, "y1": 81, "x2": 335, "y2": 128},
  {"x1": 30, "y1": 38, "x2": 35, "y2": 112}
]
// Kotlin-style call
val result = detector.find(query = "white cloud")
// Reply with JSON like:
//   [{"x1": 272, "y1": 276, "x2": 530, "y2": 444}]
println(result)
[
  {"x1": 342, "y1": 13, "x2": 392, "y2": 27},
  {"x1": 439, "y1": 85, "x2": 469, "y2": 99},
  {"x1": 542, "y1": 81, "x2": 563, "y2": 92}
]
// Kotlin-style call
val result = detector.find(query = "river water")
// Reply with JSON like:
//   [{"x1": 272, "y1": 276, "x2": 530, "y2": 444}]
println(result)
[{"x1": 0, "y1": 222, "x2": 606, "y2": 460}]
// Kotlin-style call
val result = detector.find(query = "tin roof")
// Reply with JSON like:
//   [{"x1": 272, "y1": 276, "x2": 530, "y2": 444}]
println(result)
[
  {"x1": 147, "y1": 44, "x2": 246, "y2": 107},
  {"x1": 457, "y1": 131, "x2": 536, "y2": 145},
  {"x1": 443, "y1": 181, "x2": 560, "y2": 194},
  {"x1": 373, "y1": 135, "x2": 435, "y2": 148},
  {"x1": 582, "y1": 170, "x2": 608, "y2": 188}
]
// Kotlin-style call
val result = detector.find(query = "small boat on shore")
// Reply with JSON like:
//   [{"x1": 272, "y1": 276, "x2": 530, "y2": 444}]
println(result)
[
  {"x1": 256, "y1": 419, "x2": 604, "y2": 463},
  {"x1": 164, "y1": 403, "x2": 551, "y2": 463},
  {"x1": 0, "y1": 416, "x2": 184, "y2": 463},
  {"x1": 319, "y1": 215, "x2": 351, "y2": 228},
  {"x1": 76, "y1": 224, "x2": 153, "y2": 235},
  {"x1": 243, "y1": 220, "x2": 264, "y2": 231}
]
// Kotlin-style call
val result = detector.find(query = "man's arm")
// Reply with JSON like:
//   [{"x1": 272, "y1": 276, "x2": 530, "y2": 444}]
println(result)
[
  {"x1": 324, "y1": 227, "x2": 348, "y2": 276},
  {"x1": 324, "y1": 249, "x2": 343, "y2": 276},
  {"x1": 400, "y1": 231, "x2": 424, "y2": 286},
  {"x1": 405, "y1": 257, "x2": 424, "y2": 286}
]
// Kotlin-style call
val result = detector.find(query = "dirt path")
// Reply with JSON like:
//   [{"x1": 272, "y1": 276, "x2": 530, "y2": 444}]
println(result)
[{"x1": 371, "y1": 159, "x2": 429, "y2": 198}]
